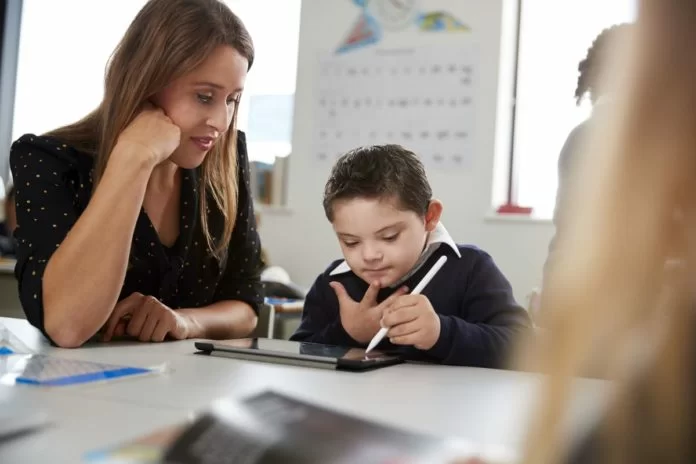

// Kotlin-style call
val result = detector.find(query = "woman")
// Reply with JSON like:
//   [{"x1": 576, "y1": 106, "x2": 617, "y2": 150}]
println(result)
[
  {"x1": 525, "y1": 0, "x2": 696, "y2": 462},
  {"x1": 10, "y1": 0, "x2": 262, "y2": 348},
  {"x1": 459, "y1": 3, "x2": 694, "y2": 462}
]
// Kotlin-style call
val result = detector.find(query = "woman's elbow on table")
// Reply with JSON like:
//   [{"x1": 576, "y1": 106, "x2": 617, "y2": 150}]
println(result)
[{"x1": 43, "y1": 307, "x2": 95, "y2": 348}]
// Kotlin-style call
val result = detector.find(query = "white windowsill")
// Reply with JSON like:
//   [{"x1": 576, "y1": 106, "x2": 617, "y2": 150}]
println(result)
[{"x1": 484, "y1": 211, "x2": 552, "y2": 224}]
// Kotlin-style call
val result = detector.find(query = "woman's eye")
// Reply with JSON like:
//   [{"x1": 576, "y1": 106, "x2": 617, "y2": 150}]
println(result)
[{"x1": 197, "y1": 93, "x2": 213, "y2": 104}]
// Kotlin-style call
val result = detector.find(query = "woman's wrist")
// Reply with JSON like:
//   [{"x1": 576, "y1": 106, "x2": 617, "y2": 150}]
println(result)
[{"x1": 110, "y1": 141, "x2": 159, "y2": 174}]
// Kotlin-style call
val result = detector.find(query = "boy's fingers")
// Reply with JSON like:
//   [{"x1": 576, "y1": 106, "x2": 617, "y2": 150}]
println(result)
[
  {"x1": 387, "y1": 319, "x2": 421, "y2": 338},
  {"x1": 382, "y1": 305, "x2": 420, "y2": 328},
  {"x1": 329, "y1": 281, "x2": 356, "y2": 307},
  {"x1": 389, "y1": 331, "x2": 421, "y2": 346},
  {"x1": 360, "y1": 281, "x2": 381, "y2": 307}
]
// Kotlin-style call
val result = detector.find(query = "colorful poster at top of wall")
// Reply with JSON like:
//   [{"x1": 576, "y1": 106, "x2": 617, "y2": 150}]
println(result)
[
  {"x1": 417, "y1": 11, "x2": 471, "y2": 32},
  {"x1": 336, "y1": 13, "x2": 382, "y2": 54},
  {"x1": 336, "y1": 0, "x2": 471, "y2": 54}
]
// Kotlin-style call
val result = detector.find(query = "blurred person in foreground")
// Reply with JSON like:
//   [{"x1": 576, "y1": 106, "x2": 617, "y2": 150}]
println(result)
[{"x1": 464, "y1": 1, "x2": 696, "y2": 463}]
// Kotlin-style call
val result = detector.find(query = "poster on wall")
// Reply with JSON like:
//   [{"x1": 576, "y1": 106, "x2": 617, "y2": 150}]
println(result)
[{"x1": 311, "y1": 0, "x2": 477, "y2": 170}]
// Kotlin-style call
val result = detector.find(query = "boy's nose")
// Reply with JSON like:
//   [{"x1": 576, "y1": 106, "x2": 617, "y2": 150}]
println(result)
[{"x1": 361, "y1": 244, "x2": 383, "y2": 262}]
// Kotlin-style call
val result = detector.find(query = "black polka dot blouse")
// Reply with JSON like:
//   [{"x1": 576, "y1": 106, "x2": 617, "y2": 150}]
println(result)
[{"x1": 9, "y1": 131, "x2": 264, "y2": 336}]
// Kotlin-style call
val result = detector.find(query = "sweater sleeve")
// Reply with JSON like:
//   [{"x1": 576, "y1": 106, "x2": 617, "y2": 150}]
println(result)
[
  {"x1": 425, "y1": 251, "x2": 532, "y2": 368},
  {"x1": 10, "y1": 136, "x2": 85, "y2": 340}
]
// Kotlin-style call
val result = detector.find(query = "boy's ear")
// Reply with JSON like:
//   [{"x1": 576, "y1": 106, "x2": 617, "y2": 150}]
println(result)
[{"x1": 424, "y1": 199, "x2": 443, "y2": 232}]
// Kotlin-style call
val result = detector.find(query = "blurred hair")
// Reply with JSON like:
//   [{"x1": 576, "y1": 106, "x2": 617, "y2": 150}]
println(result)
[{"x1": 521, "y1": 2, "x2": 696, "y2": 463}]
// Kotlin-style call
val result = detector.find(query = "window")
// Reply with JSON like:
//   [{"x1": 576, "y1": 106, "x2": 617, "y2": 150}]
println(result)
[
  {"x1": 12, "y1": 0, "x2": 146, "y2": 142},
  {"x1": 11, "y1": 0, "x2": 301, "y2": 164},
  {"x1": 0, "y1": 0, "x2": 22, "y2": 189},
  {"x1": 509, "y1": 0, "x2": 637, "y2": 219},
  {"x1": 226, "y1": 0, "x2": 301, "y2": 164}
]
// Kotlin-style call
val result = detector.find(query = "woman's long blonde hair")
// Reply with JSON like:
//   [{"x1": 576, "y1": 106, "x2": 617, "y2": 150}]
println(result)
[
  {"x1": 522, "y1": 1, "x2": 696, "y2": 463},
  {"x1": 46, "y1": 0, "x2": 254, "y2": 260}
]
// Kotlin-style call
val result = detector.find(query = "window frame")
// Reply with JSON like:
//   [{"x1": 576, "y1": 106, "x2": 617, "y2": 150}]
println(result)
[
  {"x1": 0, "y1": 0, "x2": 22, "y2": 189},
  {"x1": 503, "y1": 0, "x2": 636, "y2": 219}
]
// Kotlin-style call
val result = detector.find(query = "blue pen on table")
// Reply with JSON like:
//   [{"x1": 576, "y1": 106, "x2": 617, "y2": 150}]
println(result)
[{"x1": 365, "y1": 255, "x2": 448, "y2": 353}]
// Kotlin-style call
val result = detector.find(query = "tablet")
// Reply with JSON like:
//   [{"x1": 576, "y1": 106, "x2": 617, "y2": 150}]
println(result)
[{"x1": 194, "y1": 338, "x2": 403, "y2": 371}]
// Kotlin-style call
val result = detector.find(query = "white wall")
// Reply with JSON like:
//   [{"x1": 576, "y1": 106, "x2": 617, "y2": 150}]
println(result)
[{"x1": 258, "y1": 0, "x2": 555, "y2": 303}]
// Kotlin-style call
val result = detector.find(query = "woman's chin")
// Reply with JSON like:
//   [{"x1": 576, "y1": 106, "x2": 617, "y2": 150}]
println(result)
[{"x1": 169, "y1": 150, "x2": 208, "y2": 169}]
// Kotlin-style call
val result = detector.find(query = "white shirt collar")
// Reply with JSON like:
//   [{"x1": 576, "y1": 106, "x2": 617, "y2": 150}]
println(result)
[{"x1": 329, "y1": 222, "x2": 461, "y2": 285}]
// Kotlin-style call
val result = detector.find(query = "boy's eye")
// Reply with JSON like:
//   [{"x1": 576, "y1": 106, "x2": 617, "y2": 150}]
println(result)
[
  {"x1": 383, "y1": 234, "x2": 399, "y2": 242},
  {"x1": 343, "y1": 241, "x2": 359, "y2": 248},
  {"x1": 197, "y1": 93, "x2": 213, "y2": 104}
]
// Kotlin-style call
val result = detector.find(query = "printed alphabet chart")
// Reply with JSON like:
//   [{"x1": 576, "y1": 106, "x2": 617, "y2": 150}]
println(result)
[{"x1": 312, "y1": 45, "x2": 476, "y2": 170}]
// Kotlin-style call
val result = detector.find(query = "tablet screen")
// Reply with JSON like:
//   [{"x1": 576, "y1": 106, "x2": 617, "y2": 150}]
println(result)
[{"x1": 208, "y1": 338, "x2": 394, "y2": 363}]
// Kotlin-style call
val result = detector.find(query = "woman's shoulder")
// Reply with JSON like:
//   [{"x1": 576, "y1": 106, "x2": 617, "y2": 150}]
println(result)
[
  {"x1": 11, "y1": 133, "x2": 94, "y2": 171},
  {"x1": 235, "y1": 129, "x2": 247, "y2": 157},
  {"x1": 12, "y1": 133, "x2": 85, "y2": 156}
]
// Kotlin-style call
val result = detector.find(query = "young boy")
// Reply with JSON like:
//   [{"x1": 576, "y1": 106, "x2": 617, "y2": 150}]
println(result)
[{"x1": 290, "y1": 145, "x2": 531, "y2": 368}]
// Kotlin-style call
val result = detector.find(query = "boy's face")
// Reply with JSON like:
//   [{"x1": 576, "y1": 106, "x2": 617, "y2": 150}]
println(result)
[{"x1": 331, "y1": 196, "x2": 442, "y2": 287}]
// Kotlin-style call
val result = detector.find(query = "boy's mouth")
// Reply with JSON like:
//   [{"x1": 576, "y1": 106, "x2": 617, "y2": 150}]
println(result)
[{"x1": 363, "y1": 267, "x2": 391, "y2": 275}]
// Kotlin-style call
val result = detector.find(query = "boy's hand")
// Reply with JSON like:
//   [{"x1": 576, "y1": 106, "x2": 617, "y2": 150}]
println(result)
[
  {"x1": 382, "y1": 294, "x2": 441, "y2": 350},
  {"x1": 329, "y1": 281, "x2": 408, "y2": 344}
]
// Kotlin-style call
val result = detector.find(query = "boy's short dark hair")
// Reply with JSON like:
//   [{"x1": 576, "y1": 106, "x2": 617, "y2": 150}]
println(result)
[{"x1": 323, "y1": 144, "x2": 432, "y2": 222}]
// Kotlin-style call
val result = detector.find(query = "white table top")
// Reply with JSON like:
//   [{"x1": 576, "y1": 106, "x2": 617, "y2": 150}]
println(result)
[
  {"x1": 0, "y1": 384, "x2": 189, "y2": 464},
  {"x1": 0, "y1": 317, "x2": 609, "y2": 462}
]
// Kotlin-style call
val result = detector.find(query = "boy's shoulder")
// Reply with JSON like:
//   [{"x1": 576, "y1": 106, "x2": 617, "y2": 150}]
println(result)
[
  {"x1": 454, "y1": 243, "x2": 493, "y2": 262},
  {"x1": 421, "y1": 223, "x2": 495, "y2": 268},
  {"x1": 428, "y1": 243, "x2": 496, "y2": 277}
]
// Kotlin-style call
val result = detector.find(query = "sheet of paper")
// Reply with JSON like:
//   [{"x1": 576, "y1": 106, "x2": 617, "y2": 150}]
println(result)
[
  {"x1": 0, "y1": 322, "x2": 32, "y2": 355},
  {"x1": 0, "y1": 353, "x2": 161, "y2": 387},
  {"x1": 312, "y1": 45, "x2": 476, "y2": 170}
]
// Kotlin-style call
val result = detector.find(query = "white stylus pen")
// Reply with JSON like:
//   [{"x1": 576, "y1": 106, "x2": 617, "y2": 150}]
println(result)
[{"x1": 365, "y1": 255, "x2": 448, "y2": 353}]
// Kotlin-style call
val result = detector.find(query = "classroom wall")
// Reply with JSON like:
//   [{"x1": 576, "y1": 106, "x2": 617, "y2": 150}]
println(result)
[{"x1": 258, "y1": 0, "x2": 555, "y2": 304}]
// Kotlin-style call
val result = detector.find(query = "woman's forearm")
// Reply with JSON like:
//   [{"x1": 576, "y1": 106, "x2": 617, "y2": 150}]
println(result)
[
  {"x1": 43, "y1": 145, "x2": 154, "y2": 347},
  {"x1": 179, "y1": 300, "x2": 258, "y2": 340}
]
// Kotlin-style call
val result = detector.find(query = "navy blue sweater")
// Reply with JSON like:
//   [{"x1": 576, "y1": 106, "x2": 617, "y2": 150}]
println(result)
[{"x1": 291, "y1": 245, "x2": 531, "y2": 368}]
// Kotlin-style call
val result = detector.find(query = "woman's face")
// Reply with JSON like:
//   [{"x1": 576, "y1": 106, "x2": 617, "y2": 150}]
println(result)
[{"x1": 152, "y1": 45, "x2": 248, "y2": 169}]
